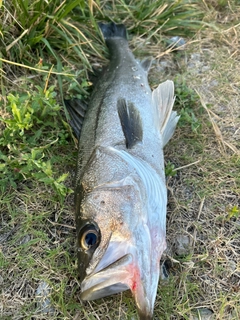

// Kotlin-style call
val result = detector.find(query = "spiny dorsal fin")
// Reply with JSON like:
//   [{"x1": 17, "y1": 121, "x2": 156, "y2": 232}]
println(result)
[
  {"x1": 141, "y1": 58, "x2": 153, "y2": 73},
  {"x1": 152, "y1": 80, "x2": 179, "y2": 146},
  {"x1": 64, "y1": 99, "x2": 88, "y2": 140},
  {"x1": 117, "y1": 99, "x2": 143, "y2": 149}
]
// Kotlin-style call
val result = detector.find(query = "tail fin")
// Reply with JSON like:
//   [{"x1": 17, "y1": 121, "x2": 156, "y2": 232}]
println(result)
[
  {"x1": 99, "y1": 22, "x2": 127, "y2": 40},
  {"x1": 152, "y1": 80, "x2": 180, "y2": 147}
]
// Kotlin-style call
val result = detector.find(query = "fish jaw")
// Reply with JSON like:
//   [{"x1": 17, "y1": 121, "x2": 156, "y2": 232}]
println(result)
[
  {"x1": 77, "y1": 149, "x2": 168, "y2": 319},
  {"x1": 80, "y1": 232, "x2": 166, "y2": 320}
]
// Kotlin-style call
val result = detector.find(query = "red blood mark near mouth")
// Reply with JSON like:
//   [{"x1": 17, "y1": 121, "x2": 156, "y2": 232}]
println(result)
[
  {"x1": 127, "y1": 262, "x2": 141, "y2": 292},
  {"x1": 132, "y1": 280, "x2": 137, "y2": 291}
]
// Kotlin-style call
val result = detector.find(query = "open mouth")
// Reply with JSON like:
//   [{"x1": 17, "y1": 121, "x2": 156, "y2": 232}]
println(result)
[
  {"x1": 80, "y1": 253, "x2": 133, "y2": 300},
  {"x1": 79, "y1": 234, "x2": 162, "y2": 320},
  {"x1": 80, "y1": 251, "x2": 154, "y2": 320}
]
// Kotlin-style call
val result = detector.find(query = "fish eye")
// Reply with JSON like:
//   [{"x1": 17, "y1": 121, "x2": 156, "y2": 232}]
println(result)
[{"x1": 80, "y1": 224, "x2": 100, "y2": 250}]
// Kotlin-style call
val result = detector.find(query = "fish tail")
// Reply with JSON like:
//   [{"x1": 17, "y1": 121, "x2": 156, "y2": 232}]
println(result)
[{"x1": 98, "y1": 22, "x2": 127, "y2": 40}]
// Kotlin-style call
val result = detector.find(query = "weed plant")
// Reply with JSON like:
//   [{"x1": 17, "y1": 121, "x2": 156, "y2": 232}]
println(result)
[
  {"x1": 0, "y1": 0, "x2": 205, "y2": 198},
  {"x1": 0, "y1": 82, "x2": 72, "y2": 200},
  {"x1": 1, "y1": 1, "x2": 239, "y2": 320}
]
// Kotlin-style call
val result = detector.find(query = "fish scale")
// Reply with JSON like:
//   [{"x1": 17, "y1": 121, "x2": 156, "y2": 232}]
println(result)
[{"x1": 65, "y1": 22, "x2": 179, "y2": 320}]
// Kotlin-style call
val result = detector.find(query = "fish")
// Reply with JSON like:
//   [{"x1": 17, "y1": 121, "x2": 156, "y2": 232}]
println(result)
[{"x1": 65, "y1": 22, "x2": 179, "y2": 320}]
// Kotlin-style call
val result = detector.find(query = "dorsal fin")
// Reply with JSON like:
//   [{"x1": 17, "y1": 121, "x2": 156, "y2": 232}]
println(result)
[
  {"x1": 117, "y1": 99, "x2": 143, "y2": 149},
  {"x1": 141, "y1": 58, "x2": 153, "y2": 72},
  {"x1": 162, "y1": 111, "x2": 179, "y2": 146},
  {"x1": 152, "y1": 80, "x2": 180, "y2": 146},
  {"x1": 64, "y1": 99, "x2": 88, "y2": 139}
]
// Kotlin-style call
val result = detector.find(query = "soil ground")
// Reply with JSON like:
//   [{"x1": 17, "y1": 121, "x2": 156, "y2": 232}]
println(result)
[{"x1": 0, "y1": 6, "x2": 239, "y2": 320}]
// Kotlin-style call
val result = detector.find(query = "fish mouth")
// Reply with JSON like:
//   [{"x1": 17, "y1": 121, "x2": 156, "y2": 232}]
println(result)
[
  {"x1": 80, "y1": 239, "x2": 136, "y2": 300},
  {"x1": 80, "y1": 253, "x2": 132, "y2": 300},
  {"x1": 80, "y1": 242, "x2": 157, "y2": 320}
]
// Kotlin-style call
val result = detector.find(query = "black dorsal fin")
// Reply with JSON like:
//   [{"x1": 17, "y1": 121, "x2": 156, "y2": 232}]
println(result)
[
  {"x1": 117, "y1": 99, "x2": 143, "y2": 149},
  {"x1": 64, "y1": 99, "x2": 88, "y2": 139}
]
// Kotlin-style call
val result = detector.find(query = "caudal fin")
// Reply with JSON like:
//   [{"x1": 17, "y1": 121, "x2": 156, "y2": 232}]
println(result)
[
  {"x1": 152, "y1": 80, "x2": 180, "y2": 147},
  {"x1": 99, "y1": 22, "x2": 127, "y2": 40}
]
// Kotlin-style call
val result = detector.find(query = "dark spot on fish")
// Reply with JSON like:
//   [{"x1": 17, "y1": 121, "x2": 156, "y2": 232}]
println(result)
[{"x1": 100, "y1": 200, "x2": 105, "y2": 205}]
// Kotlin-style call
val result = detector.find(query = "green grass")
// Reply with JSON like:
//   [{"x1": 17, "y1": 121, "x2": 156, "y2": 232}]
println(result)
[
  {"x1": 1, "y1": 0, "x2": 240, "y2": 320},
  {"x1": 0, "y1": 0, "x2": 206, "y2": 101},
  {"x1": 0, "y1": 81, "x2": 73, "y2": 201}
]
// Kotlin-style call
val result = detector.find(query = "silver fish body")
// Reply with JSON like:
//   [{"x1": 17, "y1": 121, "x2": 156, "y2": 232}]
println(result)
[{"x1": 66, "y1": 22, "x2": 179, "y2": 320}]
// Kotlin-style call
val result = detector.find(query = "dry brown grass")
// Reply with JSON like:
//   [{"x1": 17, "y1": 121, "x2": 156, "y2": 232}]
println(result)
[
  {"x1": 161, "y1": 8, "x2": 240, "y2": 319},
  {"x1": 1, "y1": 3, "x2": 240, "y2": 320}
]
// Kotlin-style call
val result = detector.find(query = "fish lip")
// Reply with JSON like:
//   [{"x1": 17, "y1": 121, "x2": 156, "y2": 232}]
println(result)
[
  {"x1": 79, "y1": 230, "x2": 166, "y2": 318},
  {"x1": 80, "y1": 251, "x2": 155, "y2": 320},
  {"x1": 79, "y1": 238, "x2": 164, "y2": 320},
  {"x1": 80, "y1": 253, "x2": 132, "y2": 300}
]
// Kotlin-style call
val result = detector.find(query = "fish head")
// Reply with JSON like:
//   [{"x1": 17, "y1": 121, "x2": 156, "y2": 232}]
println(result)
[{"x1": 76, "y1": 172, "x2": 167, "y2": 319}]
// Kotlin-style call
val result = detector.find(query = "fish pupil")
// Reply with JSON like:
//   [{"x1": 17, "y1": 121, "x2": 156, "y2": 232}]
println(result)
[
  {"x1": 80, "y1": 223, "x2": 100, "y2": 250},
  {"x1": 85, "y1": 232, "x2": 97, "y2": 246}
]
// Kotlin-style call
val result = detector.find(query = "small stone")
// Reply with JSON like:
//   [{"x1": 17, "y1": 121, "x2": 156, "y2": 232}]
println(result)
[
  {"x1": 193, "y1": 308, "x2": 214, "y2": 320},
  {"x1": 175, "y1": 234, "x2": 192, "y2": 255},
  {"x1": 227, "y1": 260, "x2": 236, "y2": 272},
  {"x1": 190, "y1": 53, "x2": 201, "y2": 61},
  {"x1": 210, "y1": 80, "x2": 218, "y2": 87},
  {"x1": 156, "y1": 60, "x2": 173, "y2": 73},
  {"x1": 19, "y1": 234, "x2": 31, "y2": 244},
  {"x1": 168, "y1": 36, "x2": 186, "y2": 49},
  {"x1": 187, "y1": 53, "x2": 202, "y2": 72},
  {"x1": 201, "y1": 65, "x2": 210, "y2": 72},
  {"x1": 36, "y1": 281, "x2": 55, "y2": 314}
]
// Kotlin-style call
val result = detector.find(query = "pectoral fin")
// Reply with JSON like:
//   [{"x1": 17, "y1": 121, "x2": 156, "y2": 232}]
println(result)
[{"x1": 64, "y1": 99, "x2": 88, "y2": 139}]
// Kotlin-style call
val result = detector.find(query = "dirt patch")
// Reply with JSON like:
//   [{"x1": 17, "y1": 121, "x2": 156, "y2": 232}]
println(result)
[
  {"x1": 1, "y1": 10, "x2": 240, "y2": 320},
  {"x1": 162, "y1": 19, "x2": 240, "y2": 320}
]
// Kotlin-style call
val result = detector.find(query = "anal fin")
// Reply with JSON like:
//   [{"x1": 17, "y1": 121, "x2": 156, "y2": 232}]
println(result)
[{"x1": 117, "y1": 99, "x2": 143, "y2": 149}]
